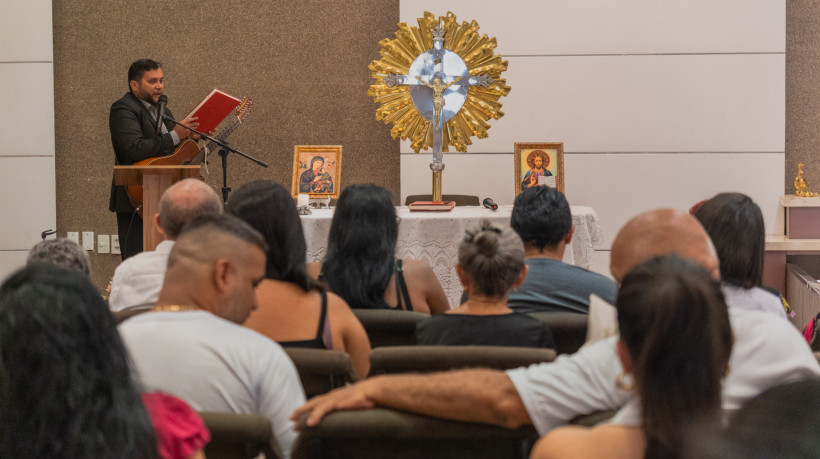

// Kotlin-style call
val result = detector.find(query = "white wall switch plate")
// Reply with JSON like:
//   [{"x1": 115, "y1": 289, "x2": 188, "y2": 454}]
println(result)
[
  {"x1": 67, "y1": 232, "x2": 79, "y2": 245},
  {"x1": 97, "y1": 234, "x2": 110, "y2": 254},
  {"x1": 82, "y1": 231, "x2": 94, "y2": 251},
  {"x1": 111, "y1": 235, "x2": 121, "y2": 255}
]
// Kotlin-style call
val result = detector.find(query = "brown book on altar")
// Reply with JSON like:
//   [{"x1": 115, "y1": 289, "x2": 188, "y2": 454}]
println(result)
[{"x1": 408, "y1": 201, "x2": 456, "y2": 211}]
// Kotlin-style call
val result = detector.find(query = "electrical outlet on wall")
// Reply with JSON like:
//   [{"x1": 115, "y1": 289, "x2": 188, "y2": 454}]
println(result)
[
  {"x1": 111, "y1": 235, "x2": 121, "y2": 255},
  {"x1": 97, "y1": 235, "x2": 110, "y2": 254},
  {"x1": 67, "y1": 232, "x2": 79, "y2": 245},
  {"x1": 82, "y1": 232, "x2": 94, "y2": 251}
]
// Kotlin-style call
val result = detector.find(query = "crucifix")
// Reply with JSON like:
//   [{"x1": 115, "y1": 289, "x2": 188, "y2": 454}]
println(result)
[{"x1": 383, "y1": 24, "x2": 493, "y2": 203}]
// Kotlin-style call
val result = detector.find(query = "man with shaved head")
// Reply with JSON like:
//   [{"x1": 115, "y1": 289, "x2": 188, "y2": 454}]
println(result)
[
  {"x1": 292, "y1": 208, "x2": 819, "y2": 435},
  {"x1": 109, "y1": 178, "x2": 223, "y2": 311},
  {"x1": 119, "y1": 214, "x2": 305, "y2": 457}
]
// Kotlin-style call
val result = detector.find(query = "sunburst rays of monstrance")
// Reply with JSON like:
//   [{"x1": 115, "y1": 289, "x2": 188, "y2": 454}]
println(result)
[{"x1": 368, "y1": 11, "x2": 511, "y2": 205}]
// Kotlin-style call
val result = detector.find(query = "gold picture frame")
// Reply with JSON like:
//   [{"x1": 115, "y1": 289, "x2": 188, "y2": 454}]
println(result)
[
  {"x1": 292, "y1": 145, "x2": 342, "y2": 199},
  {"x1": 514, "y1": 142, "x2": 564, "y2": 196}
]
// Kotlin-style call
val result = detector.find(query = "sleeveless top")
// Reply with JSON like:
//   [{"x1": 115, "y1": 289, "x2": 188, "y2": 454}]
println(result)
[
  {"x1": 279, "y1": 289, "x2": 333, "y2": 349},
  {"x1": 319, "y1": 259, "x2": 414, "y2": 311}
]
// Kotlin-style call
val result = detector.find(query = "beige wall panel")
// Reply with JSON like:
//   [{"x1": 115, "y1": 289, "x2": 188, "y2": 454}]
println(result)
[
  {"x1": 400, "y1": 153, "x2": 513, "y2": 204},
  {"x1": 401, "y1": 54, "x2": 785, "y2": 154},
  {"x1": 0, "y1": 251, "x2": 29, "y2": 285},
  {"x1": 565, "y1": 153, "x2": 784, "y2": 248},
  {"x1": 400, "y1": 0, "x2": 784, "y2": 55},
  {"x1": 402, "y1": 152, "x2": 784, "y2": 248},
  {"x1": 0, "y1": 63, "x2": 55, "y2": 156},
  {"x1": 0, "y1": 157, "x2": 56, "y2": 250},
  {"x1": 0, "y1": 0, "x2": 52, "y2": 62}
]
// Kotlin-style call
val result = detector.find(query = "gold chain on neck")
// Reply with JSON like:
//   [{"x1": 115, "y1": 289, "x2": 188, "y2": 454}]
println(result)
[{"x1": 151, "y1": 304, "x2": 199, "y2": 312}]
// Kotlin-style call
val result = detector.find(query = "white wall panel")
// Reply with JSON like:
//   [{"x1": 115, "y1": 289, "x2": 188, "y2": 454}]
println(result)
[
  {"x1": 401, "y1": 54, "x2": 784, "y2": 154},
  {"x1": 400, "y1": 0, "x2": 784, "y2": 55},
  {"x1": 0, "y1": 251, "x2": 29, "y2": 284},
  {"x1": 0, "y1": 157, "x2": 56, "y2": 250},
  {"x1": 565, "y1": 153, "x2": 784, "y2": 247},
  {"x1": 0, "y1": 63, "x2": 55, "y2": 156},
  {"x1": 0, "y1": 0, "x2": 53, "y2": 62},
  {"x1": 401, "y1": 153, "x2": 514, "y2": 204}
]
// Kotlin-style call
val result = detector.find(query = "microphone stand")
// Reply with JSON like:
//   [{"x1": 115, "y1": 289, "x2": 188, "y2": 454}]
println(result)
[{"x1": 159, "y1": 115, "x2": 268, "y2": 205}]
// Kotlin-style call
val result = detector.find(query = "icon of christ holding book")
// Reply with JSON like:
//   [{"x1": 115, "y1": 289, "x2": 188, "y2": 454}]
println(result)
[{"x1": 299, "y1": 156, "x2": 334, "y2": 194}]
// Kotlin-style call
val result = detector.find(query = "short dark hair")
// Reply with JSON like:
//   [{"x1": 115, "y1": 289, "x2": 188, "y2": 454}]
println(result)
[
  {"x1": 127, "y1": 59, "x2": 161, "y2": 87},
  {"x1": 177, "y1": 214, "x2": 268, "y2": 254},
  {"x1": 0, "y1": 264, "x2": 158, "y2": 458},
  {"x1": 226, "y1": 181, "x2": 322, "y2": 292},
  {"x1": 511, "y1": 186, "x2": 572, "y2": 250},
  {"x1": 694, "y1": 193, "x2": 764, "y2": 288},
  {"x1": 26, "y1": 238, "x2": 91, "y2": 278}
]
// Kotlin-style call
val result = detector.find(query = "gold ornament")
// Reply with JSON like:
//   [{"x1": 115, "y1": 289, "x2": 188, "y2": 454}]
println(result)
[
  {"x1": 794, "y1": 163, "x2": 819, "y2": 197},
  {"x1": 368, "y1": 11, "x2": 511, "y2": 153}
]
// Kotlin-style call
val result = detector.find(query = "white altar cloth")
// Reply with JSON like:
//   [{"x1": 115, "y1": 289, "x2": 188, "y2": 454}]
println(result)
[{"x1": 301, "y1": 205, "x2": 604, "y2": 307}]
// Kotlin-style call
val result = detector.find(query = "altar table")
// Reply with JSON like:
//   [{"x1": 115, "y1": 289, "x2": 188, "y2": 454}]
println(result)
[{"x1": 301, "y1": 205, "x2": 604, "y2": 307}]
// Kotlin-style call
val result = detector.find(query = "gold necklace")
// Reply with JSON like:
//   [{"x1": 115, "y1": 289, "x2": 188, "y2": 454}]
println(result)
[{"x1": 151, "y1": 304, "x2": 199, "y2": 312}]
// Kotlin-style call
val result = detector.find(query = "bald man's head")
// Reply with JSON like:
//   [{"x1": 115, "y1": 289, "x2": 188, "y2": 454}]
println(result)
[
  {"x1": 158, "y1": 179, "x2": 223, "y2": 239},
  {"x1": 610, "y1": 209, "x2": 719, "y2": 283}
]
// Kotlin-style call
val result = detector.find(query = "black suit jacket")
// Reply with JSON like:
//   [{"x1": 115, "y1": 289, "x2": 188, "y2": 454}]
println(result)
[{"x1": 108, "y1": 92, "x2": 177, "y2": 213}]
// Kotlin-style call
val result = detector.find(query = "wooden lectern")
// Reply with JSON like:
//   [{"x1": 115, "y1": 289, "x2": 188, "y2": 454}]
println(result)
[{"x1": 113, "y1": 165, "x2": 200, "y2": 252}]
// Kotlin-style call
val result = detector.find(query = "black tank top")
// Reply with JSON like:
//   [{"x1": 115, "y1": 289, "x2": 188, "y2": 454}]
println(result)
[
  {"x1": 279, "y1": 290, "x2": 330, "y2": 349},
  {"x1": 319, "y1": 260, "x2": 413, "y2": 311}
]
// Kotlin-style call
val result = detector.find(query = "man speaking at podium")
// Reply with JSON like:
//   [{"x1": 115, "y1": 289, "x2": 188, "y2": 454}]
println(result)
[{"x1": 109, "y1": 59, "x2": 200, "y2": 260}]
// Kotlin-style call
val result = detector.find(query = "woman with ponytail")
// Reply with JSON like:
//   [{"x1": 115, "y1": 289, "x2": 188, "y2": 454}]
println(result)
[
  {"x1": 530, "y1": 254, "x2": 733, "y2": 459},
  {"x1": 415, "y1": 220, "x2": 554, "y2": 348}
]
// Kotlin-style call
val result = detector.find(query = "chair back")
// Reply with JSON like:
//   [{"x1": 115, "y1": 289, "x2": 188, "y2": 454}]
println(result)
[
  {"x1": 283, "y1": 348, "x2": 357, "y2": 398},
  {"x1": 404, "y1": 194, "x2": 480, "y2": 206},
  {"x1": 527, "y1": 312, "x2": 588, "y2": 355},
  {"x1": 369, "y1": 345, "x2": 556, "y2": 375},
  {"x1": 352, "y1": 309, "x2": 429, "y2": 347},
  {"x1": 198, "y1": 411, "x2": 281, "y2": 459},
  {"x1": 293, "y1": 408, "x2": 539, "y2": 459}
]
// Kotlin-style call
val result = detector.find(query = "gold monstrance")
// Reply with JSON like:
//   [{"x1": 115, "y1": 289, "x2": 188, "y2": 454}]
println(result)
[{"x1": 368, "y1": 11, "x2": 511, "y2": 207}]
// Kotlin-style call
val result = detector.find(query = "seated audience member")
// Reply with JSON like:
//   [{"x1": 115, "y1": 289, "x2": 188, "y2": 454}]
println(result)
[
  {"x1": 293, "y1": 209, "x2": 820, "y2": 438},
  {"x1": 226, "y1": 181, "x2": 371, "y2": 379},
  {"x1": 506, "y1": 186, "x2": 617, "y2": 313},
  {"x1": 530, "y1": 255, "x2": 732, "y2": 459},
  {"x1": 118, "y1": 215, "x2": 305, "y2": 457},
  {"x1": 26, "y1": 237, "x2": 91, "y2": 278},
  {"x1": 693, "y1": 192, "x2": 787, "y2": 319},
  {"x1": 0, "y1": 264, "x2": 209, "y2": 459},
  {"x1": 307, "y1": 183, "x2": 449, "y2": 314},
  {"x1": 416, "y1": 220, "x2": 554, "y2": 348},
  {"x1": 109, "y1": 178, "x2": 222, "y2": 311},
  {"x1": 690, "y1": 379, "x2": 820, "y2": 459}
]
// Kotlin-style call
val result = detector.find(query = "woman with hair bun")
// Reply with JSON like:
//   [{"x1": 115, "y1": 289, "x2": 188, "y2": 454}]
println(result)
[
  {"x1": 531, "y1": 255, "x2": 733, "y2": 459},
  {"x1": 415, "y1": 220, "x2": 554, "y2": 348}
]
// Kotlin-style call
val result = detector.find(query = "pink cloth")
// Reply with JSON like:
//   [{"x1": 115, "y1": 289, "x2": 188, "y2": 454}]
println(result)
[{"x1": 142, "y1": 392, "x2": 210, "y2": 459}]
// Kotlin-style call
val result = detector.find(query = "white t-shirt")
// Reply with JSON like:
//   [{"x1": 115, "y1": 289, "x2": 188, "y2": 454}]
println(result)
[
  {"x1": 507, "y1": 295, "x2": 820, "y2": 434},
  {"x1": 109, "y1": 240, "x2": 174, "y2": 311},
  {"x1": 721, "y1": 284, "x2": 787, "y2": 319},
  {"x1": 119, "y1": 310, "x2": 306, "y2": 457}
]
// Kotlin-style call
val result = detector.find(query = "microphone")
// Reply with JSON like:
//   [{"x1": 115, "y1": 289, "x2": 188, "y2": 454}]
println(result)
[
  {"x1": 154, "y1": 95, "x2": 168, "y2": 135},
  {"x1": 483, "y1": 197, "x2": 498, "y2": 211}
]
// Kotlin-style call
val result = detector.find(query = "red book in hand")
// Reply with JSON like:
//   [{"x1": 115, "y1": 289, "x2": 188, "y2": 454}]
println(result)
[{"x1": 184, "y1": 88, "x2": 242, "y2": 134}]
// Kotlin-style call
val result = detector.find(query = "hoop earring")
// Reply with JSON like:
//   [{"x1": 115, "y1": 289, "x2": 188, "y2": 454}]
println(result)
[{"x1": 615, "y1": 372, "x2": 634, "y2": 391}]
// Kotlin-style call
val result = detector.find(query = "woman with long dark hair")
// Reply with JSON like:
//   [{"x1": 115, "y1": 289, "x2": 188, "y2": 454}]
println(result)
[
  {"x1": 0, "y1": 264, "x2": 160, "y2": 458},
  {"x1": 307, "y1": 183, "x2": 449, "y2": 314},
  {"x1": 530, "y1": 255, "x2": 733, "y2": 459},
  {"x1": 227, "y1": 180, "x2": 371, "y2": 378},
  {"x1": 693, "y1": 192, "x2": 787, "y2": 318}
]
